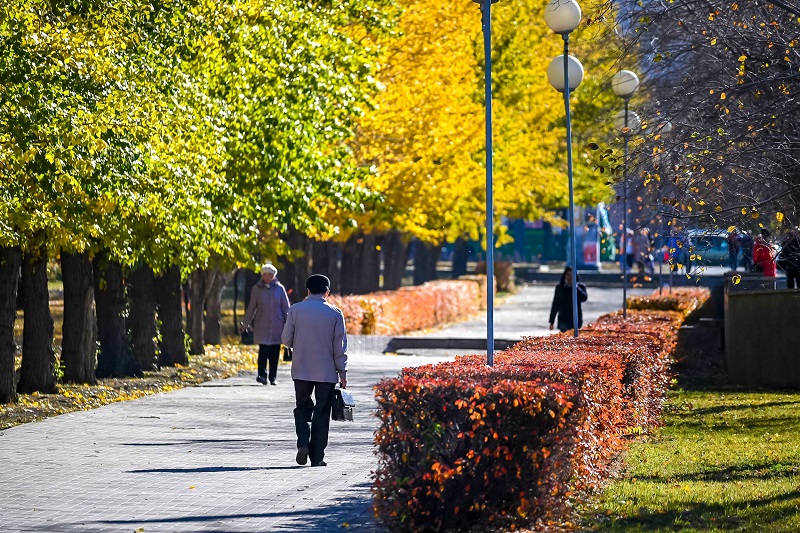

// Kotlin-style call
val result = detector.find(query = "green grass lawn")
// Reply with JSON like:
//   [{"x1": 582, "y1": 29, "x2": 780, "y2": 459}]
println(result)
[{"x1": 580, "y1": 327, "x2": 800, "y2": 532}]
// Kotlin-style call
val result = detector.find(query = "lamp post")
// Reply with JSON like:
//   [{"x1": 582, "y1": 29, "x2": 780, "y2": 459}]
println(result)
[
  {"x1": 611, "y1": 69, "x2": 640, "y2": 319},
  {"x1": 545, "y1": 0, "x2": 583, "y2": 338},
  {"x1": 473, "y1": 0, "x2": 500, "y2": 365},
  {"x1": 656, "y1": 120, "x2": 673, "y2": 295}
]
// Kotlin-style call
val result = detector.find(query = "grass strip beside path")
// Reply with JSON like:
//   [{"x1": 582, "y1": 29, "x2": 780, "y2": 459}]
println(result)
[
  {"x1": 581, "y1": 388, "x2": 800, "y2": 532},
  {"x1": 1, "y1": 345, "x2": 258, "y2": 430}
]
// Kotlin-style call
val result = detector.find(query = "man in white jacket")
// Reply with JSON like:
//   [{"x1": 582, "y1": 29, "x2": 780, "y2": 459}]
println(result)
[{"x1": 281, "y1": 274, "x2": 347, "y2": 467}]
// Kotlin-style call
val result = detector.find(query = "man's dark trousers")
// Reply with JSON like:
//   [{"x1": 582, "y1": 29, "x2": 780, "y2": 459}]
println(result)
[
  {"x1": 293, "y1": 380, "x2": 336, "y2": 463},
  {"x1": 258, "y1": 344, "x2": 281, "y2": 382}
]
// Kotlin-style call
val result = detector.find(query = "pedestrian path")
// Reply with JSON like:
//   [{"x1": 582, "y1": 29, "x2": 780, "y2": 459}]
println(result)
[
  {"x1": 0, "y1": 353, "x2": 451, "y2": 532},
  {"x1": 393, "y1": 284, "x2": 651, "y2": 356},
  {"x1": 0, "y1": 284, "x2": 648, "y2": 532}
]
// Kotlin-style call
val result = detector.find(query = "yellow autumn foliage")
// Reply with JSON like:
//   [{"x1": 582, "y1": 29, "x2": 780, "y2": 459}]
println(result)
[
  {"x1": 352, "y1": 0, "x2": 485, "y2": 244},
  {"x1": 349, "y1": 0, "x2": 620, "y2": 246}
]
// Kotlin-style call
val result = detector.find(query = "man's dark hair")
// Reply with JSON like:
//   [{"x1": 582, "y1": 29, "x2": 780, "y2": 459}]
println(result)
[
  {"x1": 761, "y1": 228, "x2": 771, "y2": 238},
  {"x1": 306, "y1": 274, "x2": 331, "y2": 295}
]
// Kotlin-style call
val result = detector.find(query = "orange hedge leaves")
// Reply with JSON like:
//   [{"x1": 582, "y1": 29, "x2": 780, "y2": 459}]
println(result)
[
  {"x1": 626, "y1": 286, "x2": 710, "y2": 315},
  {"x1": 372, "y1": 288, "x2": 709, "y2": 532},
  {"x1": 328, "y1": 276, "x2": 487, "y2": 335}
]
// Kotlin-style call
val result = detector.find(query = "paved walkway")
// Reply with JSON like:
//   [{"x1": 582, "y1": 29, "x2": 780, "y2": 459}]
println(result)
[{"x1": 0, "y1": 284, "x2": 648, "y2": 532}]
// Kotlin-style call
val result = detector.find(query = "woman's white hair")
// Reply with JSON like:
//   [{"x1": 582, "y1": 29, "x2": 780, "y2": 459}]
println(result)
[{"x1": 261, "y1": 263, "x2": 278, "y2": 275}]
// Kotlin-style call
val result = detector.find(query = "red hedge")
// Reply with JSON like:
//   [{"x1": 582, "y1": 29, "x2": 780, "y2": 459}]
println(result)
[
  {"x1": 372, "y1": 288, "x2": 710, "y2": 532},
  {"x1": 329, "y1": 276, "x2": 488, "y2": 335}
]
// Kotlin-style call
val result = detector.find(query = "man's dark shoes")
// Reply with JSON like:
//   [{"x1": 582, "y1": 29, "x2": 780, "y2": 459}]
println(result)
[
  {"x1": 269, "y1": 379, "x2": 277, "y2": 386},
  {"x1": 296, "y1": 447, "x2": 309, "y2": 466},
  {"x1": 311, "y1": 461, "x2": 327, "y2": 467},
  {"x1": 256, "y1": 376, "x2": 267, "y2": 385}
]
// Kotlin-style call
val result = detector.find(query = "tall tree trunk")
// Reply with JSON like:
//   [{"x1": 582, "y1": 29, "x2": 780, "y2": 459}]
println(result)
[
  {"x1": 188, "y1": 268, "x2": 206, "y2": 355},
  {"x1": 355, "y1": 233, "x2": 381, "y2": 294},
  {"x1": 242, "y1": 268, "x2": 260, "y2": 311},
  {"x1": 295, "y1": 233, "x2": 312, "y2": 302},
  {"x1": 128, "y1": 263, "x2": 158, "y2": 371},
  {"x1": 17, "y1": 247, "x2": 57, "y2": 394},
  {"x1": 280, "y1": 227, "x2": 313, "y2": 303},
  {"x1": 0, "y1": 246, "x2": 21, "y2": 403},
  {"x1": 281, "y1": 249, "x2": 298, "y2": 303},
  {"x1": 451, "y1": 237, "x2": 469, "y2": 279},
  {"x1": 382, "y1": 231, "x2": 408, "y2": 291},
  {"x1": 61, "y1": 251, "x2": 97, "y2": 384},
  {"x1": 312, "y1": 240, "x2": 341, "y2": 294},
  {"x1": 339, "y1": 235, "x2": 360, "y2": 295},
  {"x1": 413, "y1": 241, "x2": 441, "y2": 285},
  {"x1": 232, "y1": 268, "x2": 241, "y2": 330},
  {"x1": 155, "y1": 265, "x2": 187, "y2": 366},
  {"x1": 94, "y1": 253, "x2": 141, "y2": 378},
  {"x1": 203, "y1": 268, "x2": 225, "y2": 345}
]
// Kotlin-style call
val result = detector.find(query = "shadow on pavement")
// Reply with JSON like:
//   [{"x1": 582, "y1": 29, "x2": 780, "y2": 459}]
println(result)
[{"x1": 127, "y1": 465, "x2": 302, "y2": 473}]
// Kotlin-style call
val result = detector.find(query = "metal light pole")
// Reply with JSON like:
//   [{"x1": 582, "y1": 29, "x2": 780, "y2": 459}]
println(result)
[
  {"x1": 611, "y1": 70, "x2": 640, "y2": 319},
  {"x1": 546, "y1": 0, "x2": 583, "y2": 338},
  {"x1": 473, "y1": 0, "x2": 500, "y2": 365},
  {"x1": 656, "y1": 121, "x2": 673, "y2": 296}
]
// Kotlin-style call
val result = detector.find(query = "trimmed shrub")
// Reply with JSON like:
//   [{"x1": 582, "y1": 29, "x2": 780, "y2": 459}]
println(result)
[
  {"x1": 329, "y1": 277, "x2": 487, "y2": 335},
  {"x1": 475, "y1": 260, "x2": 515, "y2": 292},
  {"x1": 372, "y1": 289, "x2": 709, "y2": 532},
  {"x1": 626, "y1": 287, "x2": 710, "y2": 316},
  {"x1": 374, "y1": 376, "x2": 578, "y2": 532}
]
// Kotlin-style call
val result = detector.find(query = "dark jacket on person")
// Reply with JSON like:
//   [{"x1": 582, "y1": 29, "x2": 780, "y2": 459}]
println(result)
[
  {"x1": 549, "y1": 272, "x2": 588, "y2": 330},
  {"x1": 778, "y1": 235, "x2": 800, "y2": 273}
]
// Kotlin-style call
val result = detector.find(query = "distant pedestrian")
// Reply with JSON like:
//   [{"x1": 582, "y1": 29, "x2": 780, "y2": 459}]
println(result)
[
  {"x1": 624, "y1": 228, "x2": 635, "y2": 269},
  {"x1": 740, "y1": 232, "x2": 754, "y2": 271},
  {"x1": 667, "y1": 233, "x2": 693, "y2": 274},
  {"x1": 778, "y1": 230, "x2": 800, "y2": 288},
  {"x1": 726, "y1": 229, "x2": 741, "y2": 271},
  {"x1": 633, "y1": 228, "x2": 655, "y2": 274},
  {"x1": 242, "y1": 263, "x2": 290, "y2": 385},
  {"x1": 753, "y1": 228, "x2": 777, "y2": 277},
  {"x1": 548, "y1": 266, "x2": 588, "y2": 333},
  {"x1": 281, "y1": 274, "x2": 348, "y2": 468}
]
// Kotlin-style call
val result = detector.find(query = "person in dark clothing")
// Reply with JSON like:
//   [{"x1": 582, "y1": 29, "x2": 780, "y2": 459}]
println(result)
[
  {"x1": 727, "y1": 230, "x2": 741, "y2": 271},
  {"x1": 548, "y1": 266, "x2": 588, "y2": 333},
  {"x1": 740, "y1": 232, "x2": 754, "y2": 272},
  {"x1": 778, "y1": 231, "x2": 800, "y2": 289},
  {"x1": 281, "y1": 274, "x2": 347, "y2": 468}
]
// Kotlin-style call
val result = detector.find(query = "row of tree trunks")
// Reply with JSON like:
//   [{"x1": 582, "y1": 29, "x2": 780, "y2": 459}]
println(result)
[
  {"x1": 0, "y1": 248, "x2": 188, "y2": 400},
  {"x1": 17, "y1": 247, "x2": 57, "y2": 394},
  {"x1": 281, "y1": 227, "x2": 314, "y2": 303},
  {"x1": 0, "y1": 246, "x2": 21, "y2": 402},
  {"x1": 340, "y1": 233, "x2": 383, "y2": 295},
  {"x1": 242, "y1": 268, "x2": 260, "y2": 312},
  {"x1": 61, "y1": 251, "x2": 96, "y2": 384},
  {"x1": 204, "y1": 268, "x2": 227, "y2": 345},
  {"x1": 312, "y1": 240, "x2": 340, "y2": 294},
  {"x1": 184, "y1": 266, "x2": 230, "y2": 354}
]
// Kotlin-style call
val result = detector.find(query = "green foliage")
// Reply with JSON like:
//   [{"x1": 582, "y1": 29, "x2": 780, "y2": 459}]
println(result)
[{"x1": 0, "y1": 0, "x2": 393, "y2": 271}]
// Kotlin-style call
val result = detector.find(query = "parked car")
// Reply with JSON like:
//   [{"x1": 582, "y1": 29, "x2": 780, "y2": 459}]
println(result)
[{"x1": 685, "y1": 229, "x2": 729, "y2": 266}]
